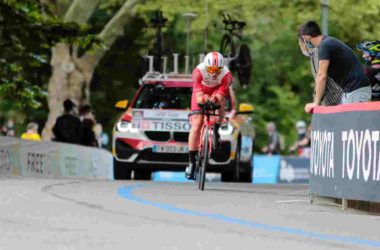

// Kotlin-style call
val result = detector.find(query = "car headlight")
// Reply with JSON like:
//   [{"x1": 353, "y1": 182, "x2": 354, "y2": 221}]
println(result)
[
  {"x1": 116, "y1": 120, "x2": 138, "y2": 133},
  {"x1": 219, "y1": 123, "x2": 234, "y2": 135}
]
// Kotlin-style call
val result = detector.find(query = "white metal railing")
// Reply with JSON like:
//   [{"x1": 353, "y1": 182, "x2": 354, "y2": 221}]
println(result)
[{"x1": 140, "y1": 53, "x2": 204, "y2": 84}]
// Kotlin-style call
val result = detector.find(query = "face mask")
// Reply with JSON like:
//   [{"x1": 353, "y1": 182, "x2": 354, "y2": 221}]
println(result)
[
  {"x1": 299, "y1": 40, "x2": 311, "y2": 57},
  {"x1": 306, "y1": 40, "x2": 314, "y2": 49}
]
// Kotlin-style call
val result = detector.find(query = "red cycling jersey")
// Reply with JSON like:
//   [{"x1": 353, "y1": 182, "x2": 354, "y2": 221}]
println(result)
[{"x1": 191, "y1": 63, "x2": 232, "y2": 111}]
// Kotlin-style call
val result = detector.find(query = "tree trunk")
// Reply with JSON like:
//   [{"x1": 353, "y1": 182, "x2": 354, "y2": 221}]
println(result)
[
  {"x1": 42, "y1": 43, "x2": 94, "y2": 140},
  {"x1": 42, "y1": 0, "x2": 141, "y2": 140}
]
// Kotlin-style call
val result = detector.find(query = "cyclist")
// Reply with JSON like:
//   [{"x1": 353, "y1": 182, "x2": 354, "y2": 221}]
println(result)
[
  {"x1": 357, "y1": 40, "x2": 380, "y2": 100},
  {"x1": 185, "y1": 51, "x2": 232, "y2": 180}
]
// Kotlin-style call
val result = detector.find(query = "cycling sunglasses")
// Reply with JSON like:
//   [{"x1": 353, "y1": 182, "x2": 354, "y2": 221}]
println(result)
[{"x1": 206, "y1": 66, "x2": 223, "y2": 74}]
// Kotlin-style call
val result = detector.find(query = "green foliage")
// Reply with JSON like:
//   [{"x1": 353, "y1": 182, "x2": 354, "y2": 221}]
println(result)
[
  {"x1": 90, "y1": 15, "x2": 147, "y2": 136},
  {"x1": 3, "y1": 0, "x2": 380, "y2": 151},
  {"x1": 0, "y1": 0, "x2": 99, "y2": 110},
  {"x1": 132, "y1": 0, "x2": 380, "y2": 152}
]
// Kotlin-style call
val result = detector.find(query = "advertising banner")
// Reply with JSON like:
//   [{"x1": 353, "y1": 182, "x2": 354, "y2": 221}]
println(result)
[
  {"x1": 278, "y1": 157, "x2": 310, "y2": 183},
  {"x1": 131, "y1": 109, "x2": 191, "y2": 131},
  {"x1": 310, "y1": 102, "x2": 380, "y2": 202}
]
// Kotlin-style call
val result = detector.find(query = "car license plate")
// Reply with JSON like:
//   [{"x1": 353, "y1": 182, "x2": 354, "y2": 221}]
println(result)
[{"x1": 152, "y1": 145, "x2": 189, "y2": 153}]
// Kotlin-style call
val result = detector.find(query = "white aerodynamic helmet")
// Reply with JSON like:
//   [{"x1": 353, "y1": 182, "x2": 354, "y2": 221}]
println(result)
[{"x1": 204, "y1": 52, "x2": 224, "y2": 70}]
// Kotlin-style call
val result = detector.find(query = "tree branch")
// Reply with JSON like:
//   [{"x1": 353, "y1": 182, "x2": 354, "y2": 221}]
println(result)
[
  {"x1": 91, "y1": 0, "x2": 143, "y2": 63},
  {"x1": 64, "y1": 0, "x2": 101, "y2": 24}
]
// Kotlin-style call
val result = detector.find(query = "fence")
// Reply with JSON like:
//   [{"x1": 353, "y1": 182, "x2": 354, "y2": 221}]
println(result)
[
  {"x1": 310, "y1": 101, "x2": 380, "y2": 203},
  {"x1": 0, "y1": 136, "x2": 113, "y2": 180}
]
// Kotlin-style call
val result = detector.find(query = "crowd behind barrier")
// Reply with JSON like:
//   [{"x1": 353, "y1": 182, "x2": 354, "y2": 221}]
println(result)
[
  {"x1": 311, "y1": 101, "x2": 380, "y2": 202},
  {"x1": 0, "y1": 136, "x2": 113, "y2": 180}
]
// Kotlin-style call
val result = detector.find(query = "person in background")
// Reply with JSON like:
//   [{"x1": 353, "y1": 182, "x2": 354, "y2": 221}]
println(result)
[
  {"x1": 79, "y1": 104, "x2": 98, "y2": 147},
  {"x1": 100, "y1": 132, "x2": 109, "y2": 149},
  {"x1": 53, "y1": 99, "x2": 81, "y2": 144},
  {"x1": 289, "y1": 120, "x2": 311, "y2": 157},
  {"x1": 5, "y1": 119, "x2": 15, "y2": 137},
  {"x1": 298, "y1": 38, "x2": 343, "y2": 106},
  {"x1": 357, "y1": 40, "x2": 380, "y2": 101},
  {"x1": 21, "y1": 122, "x2": 41, "y2": 141},
  {"x1": 93, "y1": 123, "x2": 103, "y2": 148},
  {"x1": 299, "y1": 21, "x2": 371, "y2": 113},
  {"x1": 262, "y1": 122, "x2": 281, "y2": 155}
]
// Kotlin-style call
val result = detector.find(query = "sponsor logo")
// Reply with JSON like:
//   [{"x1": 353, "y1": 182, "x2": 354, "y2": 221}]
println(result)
[
  {"x1": 311, "y1": 129, "x2": 380, "y2": 182},
  {"x1": 64, "y1": 156, "x2": 79, "y2": 176},
  {"x1": 279, "y1": 159, "x2": 309, "y2": 183},
  {"x1": 27, "y1": 152, "x2": 48, "y2": 175},
  {"x1": 280, "y1": 160, "x2": 296, "y2": 183},
  {"x1": 341, "y1": 129, "x2": 380, "y2": 181},
  {"x1": 310, "y1": 130, "x2": 335, "y2": 178},
  {"x1": 133, "y1": 109, "x2": 189, "y2": 120},
  {"x1": 0, "y1": 148, "x2": 12, "y2": 173},
  {"x1": 132, "y1": 120, "x2": 191, "y2": 131}
]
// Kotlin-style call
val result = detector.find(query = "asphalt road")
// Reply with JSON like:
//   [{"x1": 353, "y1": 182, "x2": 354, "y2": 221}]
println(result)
[{"x1": 0, "y1": 176, "x2": 379, "y2": 250}]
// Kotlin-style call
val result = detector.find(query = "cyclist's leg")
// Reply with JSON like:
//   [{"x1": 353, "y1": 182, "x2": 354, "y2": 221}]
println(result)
[
  {"x1": 212, "y1": 93, "x2": 226, "y2": 150},
  {"x1": 189, "y1": 114, "x2": 203, "y2": 150},
  {"x1": 186, "y1": 92, "x2": 204, "y2": 179},
  {"x1": 186, "y1": 114, "x2": 203, "y2": 179}
]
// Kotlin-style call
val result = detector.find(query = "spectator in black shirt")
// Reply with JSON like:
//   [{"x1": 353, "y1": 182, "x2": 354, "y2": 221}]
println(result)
[
  {"x1": 299, "y1": 21, "x2": 371, "y2": 113},
  {"x1": 79, "y1": 104, "x2": 98, "y2": 147},
  {"x1": 53, "y1": 99, "x2": 81, "y2": 144}
]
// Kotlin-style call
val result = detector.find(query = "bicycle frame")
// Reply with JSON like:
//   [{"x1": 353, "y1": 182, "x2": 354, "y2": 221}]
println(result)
[
  {"x1": 218, "y1": 14, "x2": 246, "y2": 63},
  {"x1": 189, "y1": 105, "x2": 228, "y2": 190}
]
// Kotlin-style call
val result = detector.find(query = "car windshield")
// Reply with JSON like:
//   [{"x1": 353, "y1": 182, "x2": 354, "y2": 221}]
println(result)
[
  {"x1": 133, "y1": 84, "x2": 192, "y2": 109},
  {"x1": 133, "y1": 83, "x2": 232, "y2": 110}
]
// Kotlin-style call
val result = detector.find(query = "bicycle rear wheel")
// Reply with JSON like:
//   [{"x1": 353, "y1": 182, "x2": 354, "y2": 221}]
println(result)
[
  {"x1": 198, "y1": 129, "x2": 209, "y2": 191},
  {"x1": 236, "y1": 44, "x2": 252, "y2": 86}
]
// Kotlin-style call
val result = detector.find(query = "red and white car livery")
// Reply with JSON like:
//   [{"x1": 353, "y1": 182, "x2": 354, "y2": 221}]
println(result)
[{"x1": 112, "y1": 74, "x2": 254, "y2": 182}]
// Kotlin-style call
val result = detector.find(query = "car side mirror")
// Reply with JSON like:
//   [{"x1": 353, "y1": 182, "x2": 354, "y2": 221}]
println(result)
[
  {"x1": 237, "y1": 103, "x2": 254, "y2": 114},
  {"x1": 115, "y1": 100, "x2": 129, "y2": 110}
]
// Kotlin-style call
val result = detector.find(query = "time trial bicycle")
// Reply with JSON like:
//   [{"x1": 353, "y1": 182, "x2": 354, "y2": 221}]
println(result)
[{"x1": 189, "y1": 101, "x2": 229, "y2": 191}]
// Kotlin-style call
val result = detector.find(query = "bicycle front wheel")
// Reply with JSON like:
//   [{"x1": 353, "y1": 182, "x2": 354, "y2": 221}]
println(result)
[{"x1": 199, "y1": 128, "x2": 209, "y2": 191}]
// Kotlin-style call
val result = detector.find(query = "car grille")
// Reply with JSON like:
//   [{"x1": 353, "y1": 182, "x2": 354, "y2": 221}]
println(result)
[
  {"x1": 173, "y1": 132, "x2": 189, "y2": 142},
  {"x1": 144, "y1": 131, "x2": 170, "y2": 141},
  {"x1": 211, "y1": 141, "x2": 231, "y2": 162},
  {"x1": 115, "y1": 139, "x2": 137, "y2": 159},
  {"x1": 138, "y1": 149, "x2": 188, "y2": 163}
]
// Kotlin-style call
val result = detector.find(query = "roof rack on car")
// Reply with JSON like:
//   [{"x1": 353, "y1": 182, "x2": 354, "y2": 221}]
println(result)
[{"x1": 140, "y1": 53, "x2": 204, "y2": 84}]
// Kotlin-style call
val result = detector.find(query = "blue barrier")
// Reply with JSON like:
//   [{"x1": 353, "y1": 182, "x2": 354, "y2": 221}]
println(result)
[
  {"x1": 152, "y1": 171, "x2": 191, "y2": 182},
  {"x1": 278, "y1": 157, "x2": 310, "y2": 183},
  {"x1": 152, "y1": 155, "x2": 310, "y2": 184},
  {"x1": 252, "y1": 155, "x2": 281, "y2": 184}
]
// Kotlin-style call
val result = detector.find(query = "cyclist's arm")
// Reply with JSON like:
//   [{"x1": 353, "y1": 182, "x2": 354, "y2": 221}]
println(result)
[
  {"x1": 214, "y1": 72, "x2": 232, "y2": 100},
  {"x1": 192, "y1": 68, "x2": 208, "y2": 103}
]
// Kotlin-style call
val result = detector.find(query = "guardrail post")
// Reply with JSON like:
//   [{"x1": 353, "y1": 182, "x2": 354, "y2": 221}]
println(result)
[
  {"x1": 342, "y1": 199, "x2": 348, "y2": 210},
  {"x1": 309, "y1": 192, "x2": 314, "y2": 204},
  {"x1": 184, "y1": 55, "x2": 190, "y2": 75},
  {"x1": 172, "y1": 53, "x2": 179, "y2": 74}
]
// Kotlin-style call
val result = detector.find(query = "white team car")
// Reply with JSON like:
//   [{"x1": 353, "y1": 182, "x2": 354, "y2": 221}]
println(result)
[{"x1": 112, "y1": 73, "x2": 254, "y2": 182}]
